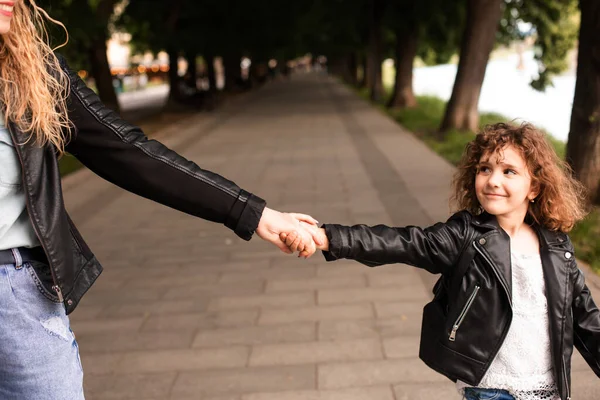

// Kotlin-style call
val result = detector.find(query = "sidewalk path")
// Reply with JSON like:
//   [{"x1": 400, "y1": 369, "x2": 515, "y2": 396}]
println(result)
[{"x1": 64, "y1": 73, "x2": 599, "y2": 399}]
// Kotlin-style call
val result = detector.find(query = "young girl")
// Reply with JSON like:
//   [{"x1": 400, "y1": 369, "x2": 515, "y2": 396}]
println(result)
[
  {"x1": 283, "y1": 122, "x2": 600, "y2": 400},
  {"x1": 0, "y1": 1, "x2": 319, "y2": 398}
]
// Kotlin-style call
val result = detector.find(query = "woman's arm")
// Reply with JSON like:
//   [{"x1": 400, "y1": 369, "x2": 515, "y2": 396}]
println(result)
[{"x1": 57, "y1": 55, "x2": 321, "y2": 252}]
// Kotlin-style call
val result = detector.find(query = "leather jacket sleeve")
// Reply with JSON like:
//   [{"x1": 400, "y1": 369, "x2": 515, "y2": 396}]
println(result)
[
  {"x1": 59, "y1": 56, "x2": 265, "y2": 240},
  {"x1": 572, "y1": 265, "x2": 600, "y2": 377},
  {"x1": 321, "y1": 211, "x2": 471, "y2": 275}
]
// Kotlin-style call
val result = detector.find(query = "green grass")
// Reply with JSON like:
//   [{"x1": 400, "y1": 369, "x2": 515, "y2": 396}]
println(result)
[
  {"x1": 355, "y1": 84, "x2": 600, "y2": 273},
  {"x1": 570, "y1": 209, "x2": 600, "y2": 273},
  {"x1": 58, "y1": 154, "x2": 84, "y2": 177}
]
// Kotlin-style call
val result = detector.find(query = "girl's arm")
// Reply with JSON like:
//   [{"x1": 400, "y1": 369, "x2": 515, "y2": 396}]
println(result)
[
  {"x1": 288, "y1": 211, "x2": 472, "y2": 275},
  {"x1": 572, "y1": 265, "x2": 600, "y2": 377}
]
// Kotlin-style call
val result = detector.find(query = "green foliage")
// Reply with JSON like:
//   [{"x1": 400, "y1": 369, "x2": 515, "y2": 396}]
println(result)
[
  {"x1": 502, "y1": 0, "x2": 579, "y2": 91},
  {"x1": 39, "y1": 0, "x2": 119, "y2": 70},
  {"x1": 570, "y1": 208, "x2": 600, "y2": 273},
  {"x1": 58, "y1": 154, "x2": 84, "y2": 177}
]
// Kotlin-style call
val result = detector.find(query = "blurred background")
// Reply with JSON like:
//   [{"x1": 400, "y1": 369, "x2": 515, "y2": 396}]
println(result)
[{"x1": 40, "y1": 0, "x2": 600, "y2": 271}]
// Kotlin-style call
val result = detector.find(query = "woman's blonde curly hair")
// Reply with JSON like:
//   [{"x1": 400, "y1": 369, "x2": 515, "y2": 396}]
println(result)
[
  {"x1": 451, "y1": 122, "x2": 588, "y2": 232},
  {"x1": 0, "y1": 0, "x2": 71, "y2": 155}
]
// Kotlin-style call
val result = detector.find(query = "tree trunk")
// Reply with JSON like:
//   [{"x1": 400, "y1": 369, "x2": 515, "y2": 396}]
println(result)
[
  {"x1": 167, "y1": 47, "x2": 183, "y2": 103},
  {"x1": 387, "y1": 28, "x2": 418, "y2": 109},
  {"x1": 358, "y1": 53, "x2": 368, "y2": 88},
  {"x1": 566, "y1": 0, "x2": 600, "y2": 204},
  {"x1": 206, "y1": 54, "x2": 217, "y2": 92},
  {"x1": 185, "y1": 52, "x2": 197, "y2": 89},
  {"x1": 439, "y1": 0, "x2": 503, "y2": 133},
  {"x1": 223, "y1": 55, "x2": 241, "y2": 92},
  {"x1": 367, "y1": 0, "x2": 386, "y2": 102},
  {"x1": 346, "y1": 53, "x2": 358, "y2": 85},
  {"x1": 88, "y1": 37, "x2": 120, "y2": 113}
]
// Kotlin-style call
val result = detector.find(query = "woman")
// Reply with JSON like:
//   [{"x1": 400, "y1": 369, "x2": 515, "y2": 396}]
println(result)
[{"x1": 0, "y1": 1, "x2": 318, "y2": 398}]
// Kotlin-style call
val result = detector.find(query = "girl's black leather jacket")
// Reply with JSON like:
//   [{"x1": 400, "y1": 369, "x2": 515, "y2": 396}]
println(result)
[
  {"x1": 322, "y1": 211, "x2": 600, "y2": 400},
  {"x1": 8, "y1": 56, "x2": 265, "y2": 314}
]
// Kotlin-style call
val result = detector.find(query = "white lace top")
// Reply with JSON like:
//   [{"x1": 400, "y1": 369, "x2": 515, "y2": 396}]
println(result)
[{"x1": 456, "y1": 251, "x2": 560, "y2": 400}]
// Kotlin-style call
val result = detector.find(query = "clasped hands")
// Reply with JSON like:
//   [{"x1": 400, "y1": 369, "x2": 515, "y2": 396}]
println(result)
[{"x1": 255, "y1": 207, "x2": 328, "y2": 258}]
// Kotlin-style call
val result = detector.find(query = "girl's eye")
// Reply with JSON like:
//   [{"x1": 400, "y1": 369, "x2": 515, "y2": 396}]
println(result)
[
  {"x1": 478, "y1": 166, "x2": 491, "y2": 173},
  {"x1": 505, "y1": 169, "x2": 517, "y2": 175}
]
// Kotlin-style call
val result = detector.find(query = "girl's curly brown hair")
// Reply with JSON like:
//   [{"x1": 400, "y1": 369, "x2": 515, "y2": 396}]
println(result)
[{"x1": 451, "y1": 122, "x2": 588, "y2": 232}]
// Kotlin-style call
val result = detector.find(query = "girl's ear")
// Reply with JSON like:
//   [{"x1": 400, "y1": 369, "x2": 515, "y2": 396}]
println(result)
[{"x1": 529, "y1": 180, "x2": 541, "y2": 201}]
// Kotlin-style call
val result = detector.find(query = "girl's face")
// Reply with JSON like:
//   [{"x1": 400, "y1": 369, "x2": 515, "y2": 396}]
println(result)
[
  {"x1": 0, "y1": 1, "x2": 15, "y2": 35},
  {"x1": 475, "y1": 145, "x2": 537, "y2": 221}
]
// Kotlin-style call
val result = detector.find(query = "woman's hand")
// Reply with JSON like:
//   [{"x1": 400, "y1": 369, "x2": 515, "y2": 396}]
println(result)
[{"x1": 256, "y1": 207, "x2": 322, "y2": 255}]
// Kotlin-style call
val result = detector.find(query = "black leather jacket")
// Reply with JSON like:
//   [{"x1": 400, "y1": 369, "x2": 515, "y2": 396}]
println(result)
[
  {"x1": 323, "y1": 211, "x2": 600, "y2": 400},
  {"x1": 8, "y1": 56, "x2": 265, "y2": 314}
]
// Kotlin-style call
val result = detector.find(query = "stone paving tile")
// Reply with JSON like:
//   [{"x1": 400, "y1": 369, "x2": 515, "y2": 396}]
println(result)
[
  {"x1": 97, "y1": 298, "x2": 211, "y2": 318},
  {"x1": 72, "y1": 316, "x2": 145, "y2": 336},
  {"x1": 265, "y1": 275, "x2": 366, "y2": 293},
  {"x1": 242, "y1": 385, "x2": 395, "y2": 400},
  {"x1": 69, "y1": 304, "x2": 107, "y2": 322},
  {"x1": 393, "y1": 382, "x2": 458, "y2": 399},
  {"x1": 171, "y1": 365, "x2": 316, "y2": 397},
  {"x1": 125, "y1": 272, "x2": 220, "y2": 288},
  {"x1": 173, "y1": 396, "x2": 241, "y2": 400},
  {"x1": 141, "y1": 309, "x2": 259, "y2": 332},
  {"x1": 81, "y1": 286, "x2": 168, "y2": 304},
  {"x1": 374, "y1": 301, "x2": 429, "y2": 319},
  {"x1": 219, "y1": 267, "x2": 317, "y2": 283},
  {"x1": 381, "y1": 336, "x2": 421, "y2": 359},
  {"x1": 78, "y1": 330, "x2": 195, "y2": 353},
  {"x1": 366, "y1": 271, "x2": 428, "y2": 287},
  {"x1": 317, "y1": 287, "x2": 430, "y2": 305},
  {"x1": 192, "y1": 322, "x2": 315, "y2": 347},
  {"x1": 84, "y1": 372, "x2": 177, "y2": 400},
  {"x1": 208, "y1": 292, "x2": 315, "y2": 311},
  {"x1": 249, "y1": 338, "x2": 383, "y2": 366},
  {"x1": 80, "y1": 353, "x2": 124, "y2": 376},
  {"x1": 163, "y1": 280, "x2": 265, "y2": 300},
  {"x1": 258, "y1": 304, "x2": 374, "y2": 325},
  {"x1": 114, "y1": 346, "x2": 249, "y2": 373},
  {"x1": 318, "y1": 359, "x2": 448, "y2": 389},
  {"x1": 317, "y1": 317, "x2": 422, "y2": 341}
]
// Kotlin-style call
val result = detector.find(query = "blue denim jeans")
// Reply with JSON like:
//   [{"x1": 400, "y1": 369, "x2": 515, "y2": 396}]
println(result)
[
  {"x1": 464, "y1": 387, "x2": 515, "y2": 400},
  {"x1": 0, "y1": 257, "x2": 85, "y2": 399}
]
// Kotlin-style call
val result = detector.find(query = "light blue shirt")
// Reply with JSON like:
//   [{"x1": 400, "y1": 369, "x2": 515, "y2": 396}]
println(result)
[{"x1": 0, "y1": 114, "x2": 40, "y2": 250}]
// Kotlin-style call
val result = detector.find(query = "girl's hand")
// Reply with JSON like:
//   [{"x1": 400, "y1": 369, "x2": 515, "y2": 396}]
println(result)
[{"x1": 280, "y1": 224, "x2": 329, "y2": 258}]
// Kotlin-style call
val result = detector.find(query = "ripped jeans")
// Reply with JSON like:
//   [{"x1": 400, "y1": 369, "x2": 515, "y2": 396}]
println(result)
[{"x1": 0, "y1": 258, "x2": 85, "y2": 399}]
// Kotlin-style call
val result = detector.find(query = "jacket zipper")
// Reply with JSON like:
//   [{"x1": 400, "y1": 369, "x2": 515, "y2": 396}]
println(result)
[
  {"x1": 449, "y1": 285, "x2": 480, "y2": 341},
  {"x1": 9, "y1": 129, "x2": 64, "y2": 303},
  {"x1": 562, "y1": 358, "x2": 571, "y2": 400}
]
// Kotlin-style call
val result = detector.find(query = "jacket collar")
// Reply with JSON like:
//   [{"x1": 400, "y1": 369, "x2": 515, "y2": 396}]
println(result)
[{"x1": 470, "y1": 211, "x2": 568, "y2": 248}]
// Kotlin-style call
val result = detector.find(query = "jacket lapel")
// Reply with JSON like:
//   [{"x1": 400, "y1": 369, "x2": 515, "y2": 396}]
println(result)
[{"x1": 472, "y1": 213, "x2": 513, "y2": 302}]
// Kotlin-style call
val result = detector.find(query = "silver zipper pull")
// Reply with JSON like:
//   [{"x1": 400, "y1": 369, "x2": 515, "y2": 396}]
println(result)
[
  {"x1": 449, "y1": 325, "x2": 459, "y2": 341},
  {"x1": 52, "y1": 285, "x2": 64, "y2": 303}
]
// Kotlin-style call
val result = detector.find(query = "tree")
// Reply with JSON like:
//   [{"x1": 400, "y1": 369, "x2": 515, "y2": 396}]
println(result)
[
  {"x1": 566, "y1": 0, "x2": 600, "y2": 203},
  {"x1": 385, "y1": 0, "x2": 464, "y2": 109},
  {"x1": 42, "y1": 0, "x2": 121, "y2": 112},
  {"x1": 367, "y1": 0, "x2": 386, "y2": 102},
  {"x1": 439, "y1": 0, "x2": 504, "y2": 133},
  {"x1": 501, "y1": 0, "x2": 579, "y2": 91},
  {"x1": 440, "y1": 0, "x2": 578, "y2": 134}
]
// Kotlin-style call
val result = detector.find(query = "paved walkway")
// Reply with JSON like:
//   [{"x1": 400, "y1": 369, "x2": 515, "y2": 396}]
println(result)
[{"x1": 64, "y1": 73, "x2": 600, "y2": 399}]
